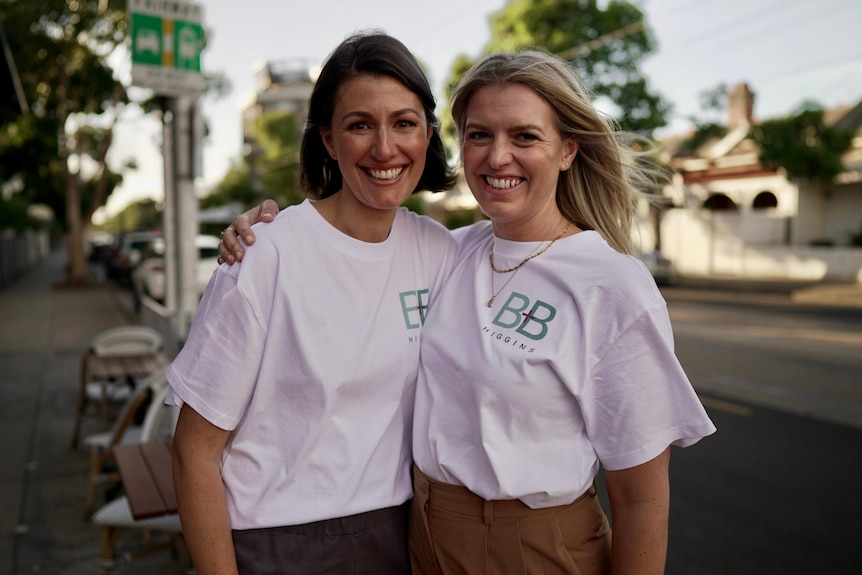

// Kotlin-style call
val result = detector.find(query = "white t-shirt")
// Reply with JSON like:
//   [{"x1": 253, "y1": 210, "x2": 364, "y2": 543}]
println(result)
[
  {"x1": 167, "y1": 199, "x2": 456, "y2": 529},
  {"x1": 413, "y1": 222, "x2": 716, "y2": 509}
]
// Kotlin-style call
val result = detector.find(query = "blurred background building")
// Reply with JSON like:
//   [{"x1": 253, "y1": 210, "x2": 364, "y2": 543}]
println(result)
[
  {"x1": 240, "y1": 59, "x2": 315, "y2": 194},
  {"x1": 656, "y1": 85, "x2": 862, "y2": 281}
]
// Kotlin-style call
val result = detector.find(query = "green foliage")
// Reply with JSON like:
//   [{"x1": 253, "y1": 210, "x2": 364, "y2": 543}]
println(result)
[
  {"x1": 483, "y1": 0, "x2": 670, "y2": 135},
  {"x1": 445, "y1": 208, "x2": 480, "y2": 230},
  {"x1": 697, "y1": 83, "x2": 729, "y2": 119},
  {"x1": 673, "y1": 83, "x2": 731, "y2": 155},
  {"x1": 400, "y1": 194, "x2": 425, "y2": 215},
  {"x1": 205, "y1": 109, "x2": 305, "y2": 210},
  {"x1": 99, "y1": 198, "x2": 162, "y2": 233},
  {"x1": 751, "y1": 108, "x2": 854, "y2": 183},
  {"x1": 0, "y1": 0, "x2": 133, "y2": 283},
  {"x1": 0, "y1": 114, "x2": 62, "y2": 194},
  {"x1": 254, "y1": 111, "x2": 303, "y2": 207},
  {"x1": 0, "y1": 0, "x2": 129, "y2": 230},
  {"x1": 0, "y1": 193, "x2": 35, "y2": 231},
  {"x1": 678, "y1": 122, "x2": 727, "y2": 156},
  {"x1": 200, "y1": 164, "x2": 257, "y2": 210},
  {"x1": 440, "y1": 54, "x2": 478, "y2": 153}
]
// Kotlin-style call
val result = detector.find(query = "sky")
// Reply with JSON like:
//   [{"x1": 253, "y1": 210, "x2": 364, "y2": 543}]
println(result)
[{"x1": 99, "y1": 0, "x2": 862, "y2": 220}]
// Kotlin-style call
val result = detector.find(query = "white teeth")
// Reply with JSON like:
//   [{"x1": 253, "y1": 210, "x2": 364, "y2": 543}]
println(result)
[
  {"x1": 485, "y1": 176, "x2": 521, "y2": 189},
  {"x1": 368, "y1": 167, "x2": 403, "y2": 180}
]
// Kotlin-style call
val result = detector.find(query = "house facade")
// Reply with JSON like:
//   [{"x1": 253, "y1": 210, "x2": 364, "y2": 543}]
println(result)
[
  {"x1": 239, "y1": 59, "x2": 315, "y2": 190},
  {"x1": 654, "y1": 83, "x2": 862, "y2": 282},
  {"x1": 240, "y1": 59, "x2": 316, "y2": 143}
]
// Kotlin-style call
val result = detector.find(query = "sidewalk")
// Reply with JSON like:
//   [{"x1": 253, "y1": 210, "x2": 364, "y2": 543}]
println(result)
[
  {"x1": 664, "y1": 274, "x2": 862, "y2": 312},
  {"x1": 0, "y1": 247, "x2": 188, "y2": 574}
]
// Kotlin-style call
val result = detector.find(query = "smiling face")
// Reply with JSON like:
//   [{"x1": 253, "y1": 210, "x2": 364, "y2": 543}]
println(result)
[
  {"x1": 461, "y1": 83, "x2": 578, "y2": 239},
  {"x1": 320, "y1": 74, "x2": 432, "y2": 215}
]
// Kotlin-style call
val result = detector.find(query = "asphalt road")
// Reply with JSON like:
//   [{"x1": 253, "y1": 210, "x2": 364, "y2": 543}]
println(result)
[
  {"x1": 666, "y1": 287, "x2": 862, "y2": 431},
  {"x1": 663, "y1": 397, "x2": 861, "y2": 574},
  {"x1": 594, "y1": 289, "x2": 862, "y2": 574}
]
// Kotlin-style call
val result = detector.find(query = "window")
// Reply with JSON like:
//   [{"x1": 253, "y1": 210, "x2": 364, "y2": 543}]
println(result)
[
  {"x1": 703, "y1": 193, "x2": 738, "y2": 211},
  {"x1": 752, "y1": 191, "x2": 778, "y2": 209}
]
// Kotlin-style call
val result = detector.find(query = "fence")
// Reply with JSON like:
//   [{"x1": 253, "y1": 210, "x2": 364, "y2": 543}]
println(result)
[{"x1": 0, "y1": 229, "x2": 52, "y2": 288}]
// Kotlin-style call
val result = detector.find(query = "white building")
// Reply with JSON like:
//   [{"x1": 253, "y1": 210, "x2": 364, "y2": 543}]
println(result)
[
  {"x1": 239, "y1": 59, "x2": 316, "y2": 191},
  {"x1": 655, "y1": 84, "x2": 862, "y2": 282}
]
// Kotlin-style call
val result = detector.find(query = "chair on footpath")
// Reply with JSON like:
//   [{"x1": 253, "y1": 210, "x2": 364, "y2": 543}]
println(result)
[
  {"x1": 81, "y1": 366, "x2": 170, "y2": 519},
  {"x1": 72, "y1": 325, "x2": 168, "y2": 449},
  {"x1": 90, "y1": 381, "x2": 192, "y2": 574}
]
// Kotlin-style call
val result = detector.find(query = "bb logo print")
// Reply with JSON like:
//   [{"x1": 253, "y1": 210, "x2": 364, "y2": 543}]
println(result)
[
  {"x1": 492, "y1": 292, "x2": 556, "y2": 340},
  {"x1": 400, "y1": 289, "x2": 429, "y2": 329}
]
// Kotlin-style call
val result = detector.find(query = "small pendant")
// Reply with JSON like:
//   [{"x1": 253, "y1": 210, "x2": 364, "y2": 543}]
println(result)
[{"x1": 487, "y1": 297, "x2": 495, "y2": 307}]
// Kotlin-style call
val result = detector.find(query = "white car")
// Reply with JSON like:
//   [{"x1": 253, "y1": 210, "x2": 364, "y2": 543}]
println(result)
[{"x1": 132, "y1": 235, "x2": 221, "y2": 304}]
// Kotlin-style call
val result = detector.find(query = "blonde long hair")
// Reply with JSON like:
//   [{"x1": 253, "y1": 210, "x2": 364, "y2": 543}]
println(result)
[{"x1": 451, "y1": 50, "x2": 654, "y2": 255}]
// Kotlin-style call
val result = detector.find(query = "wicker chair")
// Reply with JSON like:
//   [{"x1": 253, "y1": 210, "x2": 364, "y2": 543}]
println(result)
[
  {"x1": 90, "y1": 380, "x2": 189, "y2": 573},
  {"x1": 81, "y1": 366, "x2": 172, "y2": 519},
  {"x1": 72, "y1": 325, "x2": 167, "y2": 448}
]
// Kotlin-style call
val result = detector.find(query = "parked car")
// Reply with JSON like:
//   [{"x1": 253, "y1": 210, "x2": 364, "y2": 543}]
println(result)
[
  {"x1": 132, "y1": 235, "x2": 221, "y2": 305},
  {"x1": 639, "y1": 250, "x2": 675, "y2": 286},
  {"x1": 86, "y1": 231, "x2": 115, "y2": 264},
  {"x1": 105, "y1": 230, "x2": 160, "y2": 285}
]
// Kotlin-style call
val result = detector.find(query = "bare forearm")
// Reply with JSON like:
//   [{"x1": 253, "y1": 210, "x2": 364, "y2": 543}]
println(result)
[
  {"x1": 172, "y1": 405, "x2": 238, "y2": 575},
  {"x1": 609, "y1": 500, "x2": 668, "y2": 575},
  {"x1": 174, "y1": 454, "x2": 238, "y2": 575},
  {"x1": 605, "y1": 447, "x2": 671, "y2": 575}
]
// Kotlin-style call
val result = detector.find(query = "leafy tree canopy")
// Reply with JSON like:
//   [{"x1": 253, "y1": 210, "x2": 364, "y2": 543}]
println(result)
[
  {"x1": 203, "y1": 109, "x2": 304, "y2": 210},
  {"x1": 474, "y1": 0, "x2": 671, "y2": 135},
  {"x1": 0, "y1": 0, "x2": 132, "y2": 284},
  {"x1": 752, "y1": 107, "x2": 854, "y2": 183},
  {"x1": 97, "y1": 197, "x2": 162, "y2": 233},
  {"x1": 200, "y1": 163, "x2": 256, "y2": 210}
]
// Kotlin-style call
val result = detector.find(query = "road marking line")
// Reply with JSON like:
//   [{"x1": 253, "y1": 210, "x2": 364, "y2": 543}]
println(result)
[
  {"x1": 700, "y1": 395, "x2": 753, "y2": 416},
  {"x1": 709, "y1": 374, "x2": 862, "y2": 414}
]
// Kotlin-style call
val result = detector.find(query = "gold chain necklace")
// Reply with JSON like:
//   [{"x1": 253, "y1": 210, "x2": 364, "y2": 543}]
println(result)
[{"x1": 487, "y1": 220, "x2": 571, "y2": 307}]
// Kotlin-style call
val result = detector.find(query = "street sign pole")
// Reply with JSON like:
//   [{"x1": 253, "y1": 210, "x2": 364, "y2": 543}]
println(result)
[
  {"x1": 128, "y1": 0, "x2": 204, "y2": 347},
  {"x1": 172, "y1": 96, "x2": 199, "y2": 341}
]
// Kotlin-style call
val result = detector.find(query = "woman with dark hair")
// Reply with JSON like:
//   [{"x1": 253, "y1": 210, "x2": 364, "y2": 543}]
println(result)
[
  {"x1": 167, "y1": 31, "x2": 456, "y2": 574},
  {"x1": 299, "y1": 31, "x2": 453, "y2": 199}
]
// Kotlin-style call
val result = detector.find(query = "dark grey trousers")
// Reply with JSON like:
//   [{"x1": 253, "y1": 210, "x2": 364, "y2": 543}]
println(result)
[{"x1": 232, "y1": 502, "x2": 411, "y2": 575}]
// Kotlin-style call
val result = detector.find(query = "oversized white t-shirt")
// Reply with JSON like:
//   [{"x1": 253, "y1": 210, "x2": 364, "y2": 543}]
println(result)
[
  {"x1": 413, "y1": 221, "x2": 716, "y2": 509},
  {"x1": 167, "y1": 199, "x2": 456, "y2": 529}
]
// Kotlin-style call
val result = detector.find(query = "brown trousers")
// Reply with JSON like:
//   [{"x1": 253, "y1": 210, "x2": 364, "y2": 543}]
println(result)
[{"x1": 409, "y1": 466, "x2": 611, "y2": 575}]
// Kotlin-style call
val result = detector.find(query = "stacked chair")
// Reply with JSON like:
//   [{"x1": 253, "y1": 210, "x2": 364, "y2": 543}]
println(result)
[
  {"x1": 72, "y1": 325, "x2": 168, "y2": 448},
  {"x1": 81, "y1": 365, "x2": 170, "y2": 519},
  {"x1": 87, "y1": 368, "x2": 191, "y2": 573}
]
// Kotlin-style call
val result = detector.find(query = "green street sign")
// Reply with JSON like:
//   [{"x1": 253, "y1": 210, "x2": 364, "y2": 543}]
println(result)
[
  {"x1": 128, "y1": 0, "x2": 204, "y2": 97},
  {"x1": 175, "y1": 21, "x2": 203, "y2": 72},
  {"x1": 130, "y1": 13, "x2": 162, "y2": 67}
]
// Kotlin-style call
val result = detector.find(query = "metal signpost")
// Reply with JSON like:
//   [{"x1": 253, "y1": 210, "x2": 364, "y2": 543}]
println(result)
[{"x1": 128, "y1": 0, "x2": 204, "y2": 348}]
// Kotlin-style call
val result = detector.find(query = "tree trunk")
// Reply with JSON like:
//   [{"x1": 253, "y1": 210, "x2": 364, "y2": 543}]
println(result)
[
  {"x1": 84, "y1": 121, "x2": 115, "y2": 223},
  {"x1": 65, "y1": 176, "x2": 88, "y2": 285},
  {"x1": 56, "y1": 55, "x2": 90, "y2": 286}
]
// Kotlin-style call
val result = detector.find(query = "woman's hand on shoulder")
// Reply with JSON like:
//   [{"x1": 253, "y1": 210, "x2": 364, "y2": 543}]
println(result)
[{"x1": 217, "y1": 199, "x2": 281, "y2": 264}]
